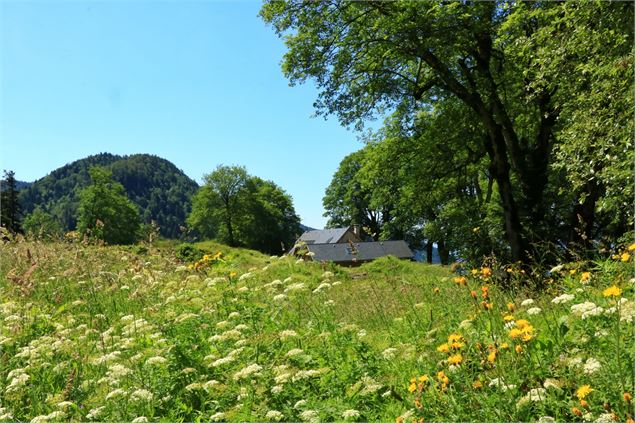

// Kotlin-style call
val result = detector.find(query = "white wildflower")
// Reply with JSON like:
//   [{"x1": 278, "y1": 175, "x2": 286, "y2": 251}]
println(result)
[
  {"x1": 284, "y1": 283, "x2": 307, "y2": 293},
  {"x1": 131, "y1": 417, "x2": 148, "y2": 423},
  {"x1": 294, "y1": 399, "x2": 307, "y2": 409},
  {"x1": 130, "y1": 388, "x2": 153, "y2": 402},
  {"x1": 527, "y1": 307, "x2": 542, "y2": 315},
  {"x1": 595, "y1": 413, "x2": 615, "y2": 423},
  {"x1": 300, "y1": 410, "x2": 319, "y2": 423},
  {"x1": 552, "y1": 293, "x2": 575, "y2": 304},
  {"x1": 273, "y1": 294, "x2": 287, "y2": 302},
  {"x1": 238, "y1": 272, "x2": 252, "y2": 281},
  {"x1": 185, "y1": 382, "x2": 203, "y2": 391},
  {"x1": 203, "y1": 380, "x2": 219, "y2": 391},
  {"x1": 286, "y1": 348, "x2": 304, "y2": 357},
  {"x1": 620, "y1": 301, "x2": 635, "y2": 322},
  {"x1": 145, "y1": 356, "x2": 167, "y2": 366},
  {"x1": 86, "y1": 406, "x2": 105, "y2": 420},
  {"x1": 324, "y1": 300, "x2": 335, "y2": 306},
  {"x1": 105, "y1": 388, "x2": 126, "y2": 400},
  {"x1": 271, "y1": 385, "x2": 283, "y2": 394},
  {"x1": 538, "y1": 417, "x2": 556, "y2": 423},
  {"x1": 233, "y1": 363, "x2": 262, "y2": 380},
  {"x1": 521, "y1": 299, "x2": 534, "y2": 307},
  {"x1": 583, "y1": 358, "x2": 602, "y2": 375},
  {"x1": 56, "y1": 401, "x2": 74, "y2": 410},
  {"x1": 342, "y1": 409, "x2": 360, "y2": 419},
  {"x1": 210, "y1": 412, "x2": 225, "y2": 422},
  {"x1": 265, "y1": 410, "x2": 284, "y2": 421}
]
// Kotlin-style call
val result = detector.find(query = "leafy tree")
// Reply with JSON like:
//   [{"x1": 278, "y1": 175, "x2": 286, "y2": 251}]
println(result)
[
  {"x1": 261, "y1": 1, "x2": 633, "y2": 263},
  {"x1": 22, "y1": 207, "x2": 62, "y2": 240},
  {"x1": 188, "y1": 166, "x2": 301, "y2": 254},
  {"x1": 1, "y1": 170, "x2": 23, "y2": 234},
  {"x1": 322, "y1": 147, "x2": 392, "y2": 240},
  {"x1": 77, "y1": 167, "x2": 141, "y2": 245}
]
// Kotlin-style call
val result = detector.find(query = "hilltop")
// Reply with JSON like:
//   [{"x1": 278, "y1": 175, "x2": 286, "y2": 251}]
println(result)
[{"x1": 18, "y1": 153, "x2": 199, "y2": 238}]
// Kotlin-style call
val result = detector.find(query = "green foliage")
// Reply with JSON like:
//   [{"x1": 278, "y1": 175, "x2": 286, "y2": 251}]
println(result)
[
  {"x1": 0, "y1": 239, "x2": 633, "y2": 422},
  {"x1": 1, "y1": 170, "x2": 23, "y2": 234},
  {"x1": 261, "y1": 1, "x2": 633, "y2": 264},
  {"x1": 76, "y1": 167, "x2": 141, "y2": 245},
  {"x1": 175, "y1": 243, "x2": 205, "y2": 263},
  {"x1": 22, "y1": 207, "x2": 62, "y2": 240},
  {"x1": 188, "y1": 166, "x2": 300, "y2": 255},
  {"x1": 18, "y1": 153, "x2": 199, "y2": 238}
]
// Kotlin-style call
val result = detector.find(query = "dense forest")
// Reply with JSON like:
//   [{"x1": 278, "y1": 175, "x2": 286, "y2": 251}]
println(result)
[{"x1": 18, "y1": 153, "x2": 199, "y2": 238}]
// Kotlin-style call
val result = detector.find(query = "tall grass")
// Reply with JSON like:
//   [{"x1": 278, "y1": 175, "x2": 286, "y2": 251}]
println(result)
[{"x1": 0, "y1": 240, "x2": 633, "y2": 422}]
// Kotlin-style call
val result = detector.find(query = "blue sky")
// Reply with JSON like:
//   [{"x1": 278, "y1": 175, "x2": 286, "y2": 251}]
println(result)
[{"x1": 0, "y1": 1, "x2": 368, "y2": 229}]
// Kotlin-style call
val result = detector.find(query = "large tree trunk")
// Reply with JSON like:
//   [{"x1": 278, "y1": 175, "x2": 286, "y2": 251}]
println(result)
[{"x1": 426, "y1": 241, "x2": 433, "y2": 264}]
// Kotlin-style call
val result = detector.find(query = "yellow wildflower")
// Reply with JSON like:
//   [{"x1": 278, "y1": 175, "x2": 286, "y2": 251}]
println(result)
[
  {"x1": 603, "y1": 285, "x2": 622, "y2": 297},
  {"x1": 447, "y1": 333, "x2": 463, "y2": 343},
  {"x1": 454, "y1": 276, "x2": 467, "y2": 286},
  {"x1": 500, "y1": 342, "x2": 509, "y2": 350},
  {"x1": 481, "y1": 267, "x2": 492, "y2": 278},
  {"x1": 580, "y1": 272, "x2": 591, "y2": 282},
  {"x1": 515, "y1": 344, "x2": 523, "y2": 353},
  {"x1": 408, "y1": 382, "x2": 417, "y2": 393},
  {"x1": 570, "y1": 269, "x2": 577, "y2": 275},
  {"x1": 509, "y1": 328, "x2": 523, "y2": 339},
  {"x1": 503, "y1": 314, "x2": 514, "y2": 322},
  {"x1": 507, "y1": 302, "x2": 515, "y2": 312},
  {"x1": 576, "y1": 385, "x2": 593, "y2": 400},
  {"x1": 436, "y1": 343, "x2": 450, "y2": 353},
  {"x1": 472, "y1": 380, "x2": 483, "y2": 389},
  {"x1": 624, "y1": 392, "x2": 632, "y2": 402},
  {"x1": 487, "y1": 351, "x2": 496, "y2": 363},
  {"x1": 515, "y1": 319, "x2": 531, "y2": 329},
  {"x1": 572, "y1": 407, "x2": 582, "y2": 417},
  {"x1": 418, "y1": 375, "x2": 429, "y2": 383},
  {"x1": 447, "y1": 354, "x2": 462, "y2": 365},
  {"x1": 621, "y1": 252, "x2": 631, "y2": 262},
  {"x1": 450, "y1": 341, "x2": 465, "y2": 350},
  {"x1": 471, "y1": 269, "x2": 479, "y2": 276},
  {"x1": 628, "y1": 243, "x2": 635, "y2": 252}
]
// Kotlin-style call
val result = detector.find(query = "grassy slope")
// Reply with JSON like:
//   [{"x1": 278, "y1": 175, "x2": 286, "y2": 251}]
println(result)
[{"x1": 0, "y1": 241, "x2": 633, "y2": 422}]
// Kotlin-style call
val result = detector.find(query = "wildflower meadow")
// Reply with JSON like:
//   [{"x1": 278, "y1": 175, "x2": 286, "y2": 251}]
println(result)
[{"x1": 0, "y1": 239, "x2": 633, "y2": 422}]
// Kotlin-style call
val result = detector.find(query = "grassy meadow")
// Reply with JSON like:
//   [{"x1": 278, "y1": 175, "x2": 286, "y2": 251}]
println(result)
[{"x1": 0, "y1": 239, "x2": 633, "y2": 422}]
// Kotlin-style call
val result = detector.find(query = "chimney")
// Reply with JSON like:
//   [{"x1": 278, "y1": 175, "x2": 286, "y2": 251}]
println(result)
[{"x1": 352, "y1": 224, "x2": 361, "y2": 238}]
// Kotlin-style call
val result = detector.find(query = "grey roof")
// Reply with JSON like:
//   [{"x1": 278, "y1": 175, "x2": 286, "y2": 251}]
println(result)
[
  {"x1": 306, "y1": 240, "x2": 413, "y2": 263},
  {"x1": 298, "y1": 227, "x2": 352, "y2": 244}
]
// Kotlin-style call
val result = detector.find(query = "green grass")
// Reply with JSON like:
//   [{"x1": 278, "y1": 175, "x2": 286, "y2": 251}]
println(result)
[{"x1": 0, "y1": 240, "x2": 633, "y2": 422}]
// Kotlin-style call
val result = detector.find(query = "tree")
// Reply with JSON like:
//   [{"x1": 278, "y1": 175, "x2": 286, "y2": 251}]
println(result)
[
  {"x1": 260, "y1": 1, "x2": 633, "y2": 263},
  {"x1": 188, "y1": 165, "x2": 248, "y2": 247},
  {"x1": 322, "y1": 147, "x2": 391, "y2": 240},
  {"x1": 188, "y1": 166, "x2": 301, "y2": 254},
  {"x1": 23, "y1": 207, "x2": 62, "y2": 240},
  {"x1": 1, "y1": 170, "x2": 22, "y2": 234},
  {"x1": 77, "y1": 167, "x2": 141, "y2": 245}
]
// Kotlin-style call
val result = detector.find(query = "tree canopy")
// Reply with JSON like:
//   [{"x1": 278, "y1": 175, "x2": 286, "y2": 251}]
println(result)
[
  {"x1": 188, "y1": 165, "x2": 301, "y2": 254},
  {"x1": 77, "y1": 167, "x2": 141, "y2": 245},
  {"x1": 261, "y1": 0, "x2": 633, "y2": 264}
]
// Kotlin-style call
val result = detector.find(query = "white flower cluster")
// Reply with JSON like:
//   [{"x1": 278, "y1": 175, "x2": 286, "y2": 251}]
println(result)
[
  {"x1": 233, "y1": 363, "x2": 263, "y2": 380},
  {"x1": 489, "y1": 377, "x2": 516, "y2": 391},
  {"x1": 583, "y1": 358, "x2": 602, "y2": 375},
  {"x1": 266, "y1": 410, "x2": 284, "y2": 421},
  {"x1": 552, "y1": 293, "x2": 575, "y2": 304},
  {"x1": 571, "y1": 302, "x2": 604, "y2": 319},
  {"x1": 520, "y1": 299, "x2": 535, "y2": 307}
]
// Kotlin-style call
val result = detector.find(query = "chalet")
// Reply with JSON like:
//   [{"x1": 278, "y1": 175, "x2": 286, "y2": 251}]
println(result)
[{"x1": 291, "y1": 226, "x2": 413, "y2": 266}]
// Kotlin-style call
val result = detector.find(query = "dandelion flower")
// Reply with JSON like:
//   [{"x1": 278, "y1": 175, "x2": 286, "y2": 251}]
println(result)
[
  {"x1": 576, "y1": 385, "x2": 593, "y2": 400},
  {"x1": 621, "y1": 252, "x2": 631, "y2": 262},
  {"x1": 447, "y1": 353, "x2": 462, "y2": 365}
]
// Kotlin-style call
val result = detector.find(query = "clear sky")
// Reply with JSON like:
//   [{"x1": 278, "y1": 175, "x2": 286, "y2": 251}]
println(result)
[{"x1": 0, "y1": 0, "x2": 367, "y2": 229}]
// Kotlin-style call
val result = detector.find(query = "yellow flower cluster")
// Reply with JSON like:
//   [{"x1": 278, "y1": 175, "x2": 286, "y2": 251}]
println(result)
[
  {"x1": 508, "y1": 319, "x2": 534, "y2": 343},
  {"x1": 188, "y1": 251, "x2": 224, "y2": 271}
]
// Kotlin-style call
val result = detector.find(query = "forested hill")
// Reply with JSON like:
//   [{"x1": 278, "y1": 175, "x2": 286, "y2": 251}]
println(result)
[{"x1": 19, "y1": 153, "x2": 199, "y2": 238}]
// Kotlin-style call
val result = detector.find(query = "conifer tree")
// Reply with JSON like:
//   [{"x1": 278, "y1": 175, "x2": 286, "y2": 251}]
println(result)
[{"x1": 1, "y1": 170, "x2": 22, "y2": 234}]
